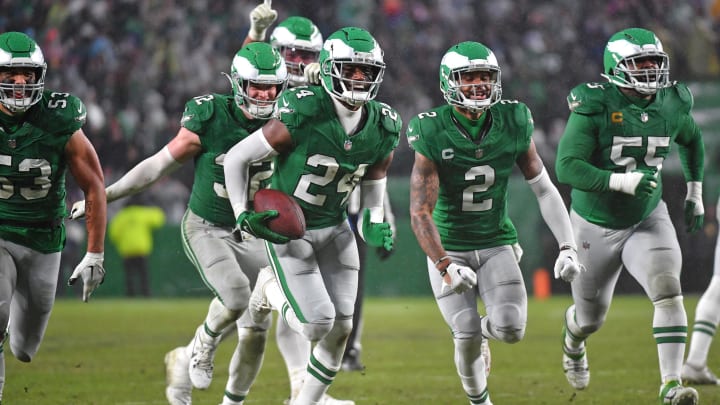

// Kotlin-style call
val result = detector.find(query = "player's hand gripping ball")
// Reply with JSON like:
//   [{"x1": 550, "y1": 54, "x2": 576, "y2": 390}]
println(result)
[{"x1": 252, "y1": 189, "x2": 306, "y2": 240}]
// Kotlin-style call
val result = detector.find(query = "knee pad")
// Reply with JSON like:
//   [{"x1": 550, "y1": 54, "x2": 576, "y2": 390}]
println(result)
[
  {"x1": 648, "y1": 272, "x2": 682, "y2": 302},
  {"x1": 302, "y1": 320, "x2": 334, "y2": 342},
  {"x1": 487, "y1": 302, "x2": 525, "y2": 344},
  {"x1": 237, "y1": 327, "x2": 268, "y2": 352},
  {"x1": 450, "y1": 308, "x2": 483, "y2": 340}
]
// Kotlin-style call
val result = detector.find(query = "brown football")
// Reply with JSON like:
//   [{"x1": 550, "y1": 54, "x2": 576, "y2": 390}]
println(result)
[{"x1": 252, "y1": 188, "x2": 306, "y2": 239}]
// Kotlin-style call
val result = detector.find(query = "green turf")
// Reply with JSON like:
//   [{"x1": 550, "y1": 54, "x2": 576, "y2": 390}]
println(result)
[{"x1": 5, "y1": 295, "x2": 720, "y2": 404}]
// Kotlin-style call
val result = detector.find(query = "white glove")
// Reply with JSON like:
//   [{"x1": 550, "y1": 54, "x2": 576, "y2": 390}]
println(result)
[
  {"x1": 511, "y1": 242, "x2": 523, "y2": 263},
  {"x1": 441, "y1": 263, "x2": 477, "y2": 294},
  {"x1": 248, "y1": 2, "x2": 277, "y2": 41},
  {"x1": 69, "y1": 200, "x2": 86, "y2": 219},
  {"x1": 553, "y1": 246, "x2": 585, "y2": 283},
  {"x1": 303, "y1": 62, "x2": 321, "y2": 85},
  {"x1": 608, "y1": 172, "x2": 657, "y2": 196},
  {"x1": 68, "y1": 252, "x2": 106, "y2": 302}
]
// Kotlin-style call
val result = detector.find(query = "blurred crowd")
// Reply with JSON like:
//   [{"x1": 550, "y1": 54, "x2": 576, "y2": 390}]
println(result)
[{"x1": 3, "y1": 0, "x2": 719, "y2": 202}]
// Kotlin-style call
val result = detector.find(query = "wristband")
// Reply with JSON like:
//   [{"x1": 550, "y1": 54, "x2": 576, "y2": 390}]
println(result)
[
  {"x1": 559, "y1": 243, "x2": 576, "y2": 251},
  {"x1": 434, "y1": 255, "x2": 450, "y2": 266}
]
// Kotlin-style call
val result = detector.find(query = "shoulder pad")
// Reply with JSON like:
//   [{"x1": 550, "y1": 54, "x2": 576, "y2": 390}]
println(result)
[
  {"x1": 375, "y1": 101, "x2": 403, "y2": 134},
  {"x1": 670, "y1": 82, "x2": 694, "y2": 111},
  {"x1": 495, "y1": 99, "x2": 533, "y2": 128},
  {"x1": 566, "y1": 83, "x2": 609, "y2": 115},
  {"x1": 278, "y1": 86, "x2": 325, "y2": 117},
  {"x1": 181, "y1": 93, "x2": 220, "y2": 126},
  {"x1": 34, "y1": 92, "x2": 86, "y2": 134}
]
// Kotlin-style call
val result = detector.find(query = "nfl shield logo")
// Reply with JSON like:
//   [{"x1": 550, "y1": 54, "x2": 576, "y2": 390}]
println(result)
[
  {"x1": 8, "y1": 139, "x2": 16, "y2": 149},
  {"x1": 475, "y1": 149, "x2": 484, "y2": 159},
  {"x1": 344, "y1": 139, "x2": 352, "y2": 151},
  {"x1": 640, "y1": 112, "x2": 649, "y2": 123}
]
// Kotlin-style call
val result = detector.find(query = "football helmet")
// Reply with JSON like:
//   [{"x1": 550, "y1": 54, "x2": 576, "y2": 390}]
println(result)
[
  {"x1": 0, "y1": 31, "x2": 46, "y2": 113},
  {"x1": 319, "y1": 27, "x2": 385, "y2": 107},
  {"x1": 440, "y1": 41, "x2": 501, "y2": 113},
  {"x1": 270, "y1": 16, "x2": 323, "y2": 87},
  {"x1": 602, "y1": 28, "x2": 670, "y2": 95},
  {"x1": 227, "y1": 42, "x2": 287, "y2": 118}
]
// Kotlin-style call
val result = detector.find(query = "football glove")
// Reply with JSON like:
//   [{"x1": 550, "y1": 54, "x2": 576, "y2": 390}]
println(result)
[
  {"x1": 441, "y1": 263, "x2": 477, "y2": 295},
  {"x1": 69, "y1": 200, "x2": 86, "y2": 219},
  {"x1": 511, "y1": 242, "x2": 523, "y2": 263},
  {"x1": 303, "y1": 62, "x2": 321, "y2": 85},
  {"x1": 68, "y1": 252, "x2": 106, "y2": 302},
  {"x1": 360, "y1": 208, "x2": 393, "y2": 251},
  {"x1": 553, "y1": 245, "x2": 585, "y2": 283},
  {"x1": 684, "y1": 181, "x2": 704, "y2": 233},
  {"x1": 248, "y1": 2, "x2": 277, "y2": 41},
  {"x1": 235, "y1": 210, "x2": 290, "y2": 244},
  {"x1": 608, "y1": 172, "x2": 657, "y2": 197}
]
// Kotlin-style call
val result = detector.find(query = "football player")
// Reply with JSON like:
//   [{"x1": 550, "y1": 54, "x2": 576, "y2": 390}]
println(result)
[
  {"x1": 224, "y1": 27, "x2": 399, "y2": 405},
  {"x1": 682, "y1": 200, "x2": 720, "y2": 385},
  {"x1": 0, "y1": 31, "x2": 107, "y2": 402},
  {"x1": 71, "y1": 42, "x2": 288, "y2": 405},
  {"x1": 239, "y1": 4, "x2": 354, "y2": 405},
  {"x1": 407, "y1": 41, "x2": 582, "y2": 405},
  {"x1": 555, "y1": 27, "x2": 704, "y2": 405}
]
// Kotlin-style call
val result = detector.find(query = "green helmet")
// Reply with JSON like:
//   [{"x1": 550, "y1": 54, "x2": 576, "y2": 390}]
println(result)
[
  {"x1": 602, "y1": 28, "x2": 670, "y2": 95},
  {"x1": 318, "y1": 27, "x2": 385, "y2": 107},
  {"x1": 439, "y1": 41, "x2": 501, "y2": 113},
  {"x1": 227, "y1": 42, "x2": 287, "y2": 118},
  {"x1": 270, "y1": 16, "x2": 323, "y2": 87},
  {"x1": 0, "y1": 31, "x2": 46, "y2": 113}
]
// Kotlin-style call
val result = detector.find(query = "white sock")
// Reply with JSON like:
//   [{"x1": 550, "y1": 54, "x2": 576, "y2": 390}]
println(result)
[
  {"x1": 653, "y1": 296, "x2": 687, "y2": 383},
  {"x1": 225, "y1": 328, "x2": 267, "y2": 396},
  {"x1": 564, "y1": 305, "x2": 586, "y2": 352},
  {"x1": 686, "y1": 276, "x2": 720, "y2": 367}
]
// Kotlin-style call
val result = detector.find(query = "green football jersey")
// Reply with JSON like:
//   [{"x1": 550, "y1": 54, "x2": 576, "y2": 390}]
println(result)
[
  {"x1": 556, "y1": 82, "x2": 702, "y2": 228},
  {"x1": 0, "y1": 91, "x2": 86, "y2": 252},
  {"x1": 407, "y1": 101, "x2": 534, "y2": 251},
  {"x1": 274, "y1": 86, "x2": 401, "y2": 229},
  {"x1": 183, "y1": 94, "x2": 272, "y2": 226}
]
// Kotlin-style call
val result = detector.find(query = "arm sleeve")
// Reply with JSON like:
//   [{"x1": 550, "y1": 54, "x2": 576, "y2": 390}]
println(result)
[
  {"x1": 356, "y1": 177, "x2": 387, "y2": 241},
  {"x1": 555, "y1": 112, "x2": 611, "y2": 192},
  {"x1": 528, "y1": 168, "x2": 576, "y2": 248},
  {"x1": 105, "y1": 146, "x2": 182, "y2": 202},
  {"x1": 675, "y1": 115, "x2": 704, "y2": 182},
  {"x1": 224, "y1": 128, "x2": 278, "y2": 219}
]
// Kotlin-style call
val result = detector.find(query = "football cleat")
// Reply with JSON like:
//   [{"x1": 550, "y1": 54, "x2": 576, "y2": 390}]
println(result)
[
  {"x1": 283, "y1": 393, "x2": 355, "y2": 405},
  {"x1": 165, "y1": 346, "x2": 192, "y2": 405},
  {"x1": 659, "y1": 380, "x2": 698, "y2": 405},
  {"x1": 188, "y1": 325, "x2": 220, "y2": 389},
  {"x1": 249, "y1": 266, "x2": 275, "y2": 324},
  {"x1": 481, "y1": 338, "x2": 491, "y2": 377},
  {"x1": 562, "y1": 349, "x2": 589, "y2": 390},
  {"x1": 681, "y1": 363, "x2": 720, "y2": 385}
]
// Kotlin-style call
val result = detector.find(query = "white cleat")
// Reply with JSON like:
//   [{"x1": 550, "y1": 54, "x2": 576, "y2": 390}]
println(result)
[
  {"x1": 250, "y1": 266, "x2": 275, "y2": 324},
  {"x1": 319, "y1": 393, "x2": 355, "y2": 405},
  {"x1": 188, "y1": 325, "x2": 219, "y2": 390},
  {"x1": 165, "y1": 347, "x2": 192, "y2": 405},
  {"x1": 284, "y1": 394, "x2": 355, "y2": 405},
  {"x1": 481, "y1": 338, "x2": 491, "y2": 378},
  {"x1": 681, "y1": 363, "x2": 720, "y2": 385},
  {"x1": 659, "y1": 380, "x2": 699, "y2": 405},
  {"x1": 562, "y1": 348, "x2": 590, "y2": 390}
]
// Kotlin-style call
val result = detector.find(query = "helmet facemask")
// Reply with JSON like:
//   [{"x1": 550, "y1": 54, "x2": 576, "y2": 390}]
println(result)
[
  {"x1": 227, "y1": 42, "x2": 288, "y2": 119},
  {"x1": 440, "y1": 42, "x2": 502, "y2": 113},
  {"x1": 319, "y1": 28, "x2": 385, "y2": 108},
  {"x1": 0, "y1": 32, "x2": 46, "y2": 113},
  {"x1": 270, "y1": 16, "x2": 323, "y2": 87},
  {"x1": 602, "y1": 28, "x2": 671, "y2": 95}
]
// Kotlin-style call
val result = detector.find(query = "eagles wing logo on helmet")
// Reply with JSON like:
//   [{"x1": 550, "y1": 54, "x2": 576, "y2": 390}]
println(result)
[
  {"x1": 226, "y1": 42, "x2": 288, "y2": 119},
  {"x1": 318, "y1": 27, "x2": 385, "y2": 107},
  {"x1": 601, "y1": 28, "x2": 670, "y2": 95},
  {"x1": 439, "y1": 41, "x2": 502, "y2": 113},
  {"x1": 0, "y1": 31, "x2": 47, "y2": 113},
  {"x1": 270, "y1": 16, "x2": 323, "y2": 87}
]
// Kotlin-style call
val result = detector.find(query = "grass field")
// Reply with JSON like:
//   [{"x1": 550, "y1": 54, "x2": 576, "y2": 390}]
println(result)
[{"x1": 5, "y1": 295, "x2": 720, "y2": 405}]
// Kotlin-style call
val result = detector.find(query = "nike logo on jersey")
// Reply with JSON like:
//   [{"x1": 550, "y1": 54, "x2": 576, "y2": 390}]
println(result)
[{"x1": 181, "y1": 114, "x2": 194, "y2": 124}]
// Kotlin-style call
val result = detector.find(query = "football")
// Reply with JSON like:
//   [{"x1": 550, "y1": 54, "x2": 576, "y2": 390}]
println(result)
[{"x1": 252, "y1": 188, "x2": 306, "y2": 239}]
